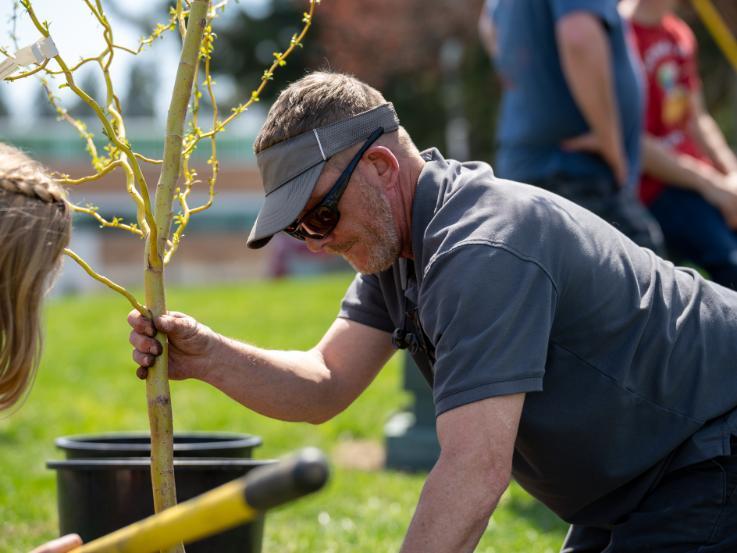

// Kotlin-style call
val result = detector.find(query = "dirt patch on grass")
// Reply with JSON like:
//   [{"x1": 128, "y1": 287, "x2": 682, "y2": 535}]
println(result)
[{"x1": 332, "y1": 439, "x2": 385, "y2": 471}]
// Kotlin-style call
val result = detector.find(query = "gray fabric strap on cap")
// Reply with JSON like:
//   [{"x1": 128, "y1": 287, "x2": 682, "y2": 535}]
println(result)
[{"x1": 257, "y1": 103, "x2": 400, "y2": 196}]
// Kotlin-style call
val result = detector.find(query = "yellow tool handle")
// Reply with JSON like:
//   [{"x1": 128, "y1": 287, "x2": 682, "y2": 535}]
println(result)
[
  {"x1": 691, "y1": 0, "x2": 737, "y2": 73},
  {"x1": 71, "y1": 448, "x2": 329, "y2": 553},
  {"x1": 73, "y1": 477, "x2": 254, "y2": 553}
]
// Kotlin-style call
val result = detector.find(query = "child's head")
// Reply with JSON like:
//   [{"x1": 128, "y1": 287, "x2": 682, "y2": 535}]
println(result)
[{"x1": 0, "y1": 143, "x2": 71, "y2": 411}]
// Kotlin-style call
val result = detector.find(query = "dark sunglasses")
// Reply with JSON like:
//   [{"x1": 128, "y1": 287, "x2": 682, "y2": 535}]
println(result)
[{"x1": 284, "y1": 127, "x2": 385, "y2": 241}]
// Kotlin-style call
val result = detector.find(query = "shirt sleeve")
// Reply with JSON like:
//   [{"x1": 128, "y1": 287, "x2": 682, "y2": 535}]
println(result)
[
  {"x1": 550, "y1": 0, "x2": 619, "y2": 29},
  {"x1": 419, "y1": 243, "x2": 558, "y2": 416},
  {"x1": 338, "y1": 273, "x2": 395, "y2": 333},
  {"x1": 486, "y1": 0, "x2": 499, "y2": 22}
]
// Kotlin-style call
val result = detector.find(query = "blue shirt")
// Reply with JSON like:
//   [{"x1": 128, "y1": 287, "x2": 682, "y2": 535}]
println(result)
[{"x1": 491, "y1": 0, "x2": 645, "y2": 189}]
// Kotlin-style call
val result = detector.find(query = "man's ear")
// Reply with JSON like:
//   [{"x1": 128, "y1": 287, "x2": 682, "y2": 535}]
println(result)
[{"x1": 365, "y1": 146, "x2": 399, "y2": 186}]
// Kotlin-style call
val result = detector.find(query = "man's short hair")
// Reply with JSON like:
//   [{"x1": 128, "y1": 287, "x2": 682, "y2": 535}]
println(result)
[{"x1": 253, "y1": 71, "x2": 388, "y2": 154}]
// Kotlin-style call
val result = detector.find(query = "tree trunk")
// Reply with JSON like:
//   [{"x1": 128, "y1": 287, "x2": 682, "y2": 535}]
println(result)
[{"x1": 144, "y1": 2, "x2": 211, "y2": 552}]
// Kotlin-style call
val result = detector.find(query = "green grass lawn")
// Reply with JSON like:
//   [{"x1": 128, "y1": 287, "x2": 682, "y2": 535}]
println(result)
[{"x1": 0, "y1": 274, "x2": 566, "y2": 552}]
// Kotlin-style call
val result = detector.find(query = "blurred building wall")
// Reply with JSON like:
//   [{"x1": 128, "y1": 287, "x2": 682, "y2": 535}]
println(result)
[{"x1": 1, "y1": 117, "x2": 275, "y2": 295}]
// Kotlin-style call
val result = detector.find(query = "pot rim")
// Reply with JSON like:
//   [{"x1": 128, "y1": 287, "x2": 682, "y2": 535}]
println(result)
[
  {"x1": 47, "y1": 458, "x2": 276, "y2": 470},
  {"x1": 55, "y1": 431, "x2": 262, "y2": 453}
]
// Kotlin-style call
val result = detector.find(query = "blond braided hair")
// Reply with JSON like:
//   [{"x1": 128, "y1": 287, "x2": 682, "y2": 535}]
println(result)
[
  {"x1": 0, "y1": 176, "x2": 65, "y2": 204},
  {"x1": 0, "y1": 142, "x2": 71, "y2": 412},
  {"x1": 0, "y1": 143, "x2": 67, "y2": 205}
]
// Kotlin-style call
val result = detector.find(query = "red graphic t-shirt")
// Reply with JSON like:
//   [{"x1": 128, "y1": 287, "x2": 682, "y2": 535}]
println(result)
[{"x1": 630, "y1": 14, "x2": 713, "y2": 205}]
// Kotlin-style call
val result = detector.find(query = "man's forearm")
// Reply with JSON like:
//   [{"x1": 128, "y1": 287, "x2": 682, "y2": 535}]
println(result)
[
  {"x1": 557, "y1": 13, "x2": 626, "y2": 183},
  {"x1": 199, "y1": 335, "x2": 335, "y2": 423},
  {"x1": 400, "y1": 453, "x2": 506, "y2": 553}
]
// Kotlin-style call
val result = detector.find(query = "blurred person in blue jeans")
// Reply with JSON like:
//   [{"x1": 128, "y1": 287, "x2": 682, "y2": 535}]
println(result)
[
  {"x1": 624, "y1": 0, "x2": 737, "y2": 290},
  {"x1": 479, "y1": 0, "x2": 664, "y2": 253}
]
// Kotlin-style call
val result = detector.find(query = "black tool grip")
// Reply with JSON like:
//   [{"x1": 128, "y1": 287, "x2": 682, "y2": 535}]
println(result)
[{"x1": 244, "y1": 447, "x2": 329, "y2": 511}]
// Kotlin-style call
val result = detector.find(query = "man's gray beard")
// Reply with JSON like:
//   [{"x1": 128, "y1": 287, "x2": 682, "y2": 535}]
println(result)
[
  {"x1": 350, "y1": 224, "x2": 399, "y2": 274},
  {"x1": 349, "y1": 183, "x2": 401, "y2": 274}
]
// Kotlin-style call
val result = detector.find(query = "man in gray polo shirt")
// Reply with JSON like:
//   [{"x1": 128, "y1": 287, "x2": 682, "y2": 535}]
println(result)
[{"x1": 129, "y1": 72, "x2": 737, "y2": 552}]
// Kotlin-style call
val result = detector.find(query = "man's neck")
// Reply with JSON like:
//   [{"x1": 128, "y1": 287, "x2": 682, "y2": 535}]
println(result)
[{"x1": 394, "y1": 154, "x2": 425, "y2": 260}]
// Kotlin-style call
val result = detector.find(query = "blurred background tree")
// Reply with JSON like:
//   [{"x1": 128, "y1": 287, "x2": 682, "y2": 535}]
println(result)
[
  {"x1": 32, "y1": 84, "x2": 56, "y2": 119},
  {"x1": 681, "y1": 3, "x2": 737, "y2": 142},
  {"x1": 124, "y1": 61, "x2": 158, "y2": 118},
  {"x1": 108, "y1": 0, "x2": 498, "y2": 161},
  {"x1": 208, "y1": 0, "x2": 311, "y2": 111},
  {"x1": 0, "y1": 84, "x2": 9, "y2": 117},
  {"x1": 311, "y1": 0, "x2": 497, "y2": 161}
]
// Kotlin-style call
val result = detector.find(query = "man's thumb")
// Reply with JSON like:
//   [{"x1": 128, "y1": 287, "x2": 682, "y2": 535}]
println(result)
[
  {"x1": 156, "y1": 314, "x2": 199, "y2": 339},
  {"x1": 154, "y1": 315, "x2": 178, "y2": 334}
]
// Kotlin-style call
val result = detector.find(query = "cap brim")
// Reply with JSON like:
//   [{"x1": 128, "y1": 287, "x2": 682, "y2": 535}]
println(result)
[{"x1": 246, "y1": 162, "x2": 325, "y2": 249}]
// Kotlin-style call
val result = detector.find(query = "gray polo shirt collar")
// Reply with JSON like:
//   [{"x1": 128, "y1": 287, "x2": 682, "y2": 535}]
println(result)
[{"x1": 410, "y1": 148, "x2": 448, "y2": 284}]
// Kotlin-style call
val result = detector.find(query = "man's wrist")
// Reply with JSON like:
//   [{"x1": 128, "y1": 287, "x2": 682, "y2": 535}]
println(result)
[{"x1": 191, "y1": 328, "x2": 228, "y2": 383}]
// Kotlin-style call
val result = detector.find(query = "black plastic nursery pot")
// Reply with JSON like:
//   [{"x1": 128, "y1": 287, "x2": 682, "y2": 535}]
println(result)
[
  {"x1": 49, "y1": 432, "x2": 266, "y2": 551},
  {"x1": 47, "y1": 457, "x2": 273, "y2": 553},
  {"x1": 55, "y1": 431, "x2": 262, "y2": 460}
]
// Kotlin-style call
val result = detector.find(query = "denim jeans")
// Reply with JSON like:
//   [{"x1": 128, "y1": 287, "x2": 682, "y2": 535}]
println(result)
[
  {"x1": 561, "y1": 445, "x2": 737, "y2": 552},
  {"x1": 648, "y1": 187, "x2": 737, "y2": 291}
]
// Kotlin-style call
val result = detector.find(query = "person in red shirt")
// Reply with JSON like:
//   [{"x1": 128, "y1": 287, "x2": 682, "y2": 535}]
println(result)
[{"x1": 624, "y1": 0, "x2": 737, "y2": 290}]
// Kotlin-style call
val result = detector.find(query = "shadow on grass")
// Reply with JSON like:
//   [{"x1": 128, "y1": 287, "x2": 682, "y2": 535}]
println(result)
[
  {"x1": 0, "y1": 431, "x2": 20, "y2": 445},
  {"x1": 505, "y1": 492, "x2": 568, "y2": 534}
]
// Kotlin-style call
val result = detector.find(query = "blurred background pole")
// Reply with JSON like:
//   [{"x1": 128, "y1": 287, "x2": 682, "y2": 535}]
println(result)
[
  {"x1": 384, "y1": 353, "x2": 439, "y2": 471},
  {"x1": 440, "y1": 38, "x2": 470, "y2": 161}
]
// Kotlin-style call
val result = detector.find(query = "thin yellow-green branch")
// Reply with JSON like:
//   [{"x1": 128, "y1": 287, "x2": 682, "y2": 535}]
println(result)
[
  {"x1": 189, "y1": 50, "x2": 219, "y2": 218},
  {"x1": 46, "y1": 55, "x2": 99, "y2": 76},
  {"x1": 151, "y1": 0, "x2": 210, "y2": 273},
  {"x1": 134, "y1": 153, "x2": 163, "y2": 165},
  {"x1": 135, "y1": 10, "x2": 179, "y2": 54},
  {"x1": 168, "y1": 17, "x2": 218, "y2": 259},
  {"x1": 182, "y1": 0, "x2": 318, "y2": 158},
  {"x1": 112, "y1": 44, "x2": 138, "y2": 55},
  {"x1": 186, "y1": 59, "x2": 218, "y2": 220},
  {"x1": 22, "y1": 2, "x2": 159, "y2": 258},
  {"x1": 176, "y1": 0, "x2": 187, "y2": 39},
  {"x1": 63, "y1": 248, "x2": 147, "y2": 315},
  {"x1": 119, "y1": 159, "x2": 151, "y2": 236},
  {"x1": 4, "y1": 58, "x2": 49, "y2": 81},
  {"x1": 170, "y1": 0, "x2": 316, "y2": 260},
  {"x1": 58, "y1": 160, "x2": 122, "y2": 186},
  {"x1": 70, "y1": 203, "x2": 144, "y2": 237}
]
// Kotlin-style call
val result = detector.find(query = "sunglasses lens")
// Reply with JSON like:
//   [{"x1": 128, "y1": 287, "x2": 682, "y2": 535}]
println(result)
[
  {"x1": 284, "y1": 207, "x2": 338, "y2": 241},
  {"x1": 284, "y1": 221, "x2": 307, "y2": 240},
  {"x1": 301, "y1": 206, "x2": 339, "y2": 238}
]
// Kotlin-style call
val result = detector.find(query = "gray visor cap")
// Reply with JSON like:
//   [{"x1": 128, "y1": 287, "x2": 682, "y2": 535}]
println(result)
[{"x1": 247, "y1": 103, "x2": 400, "y2": 249}]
